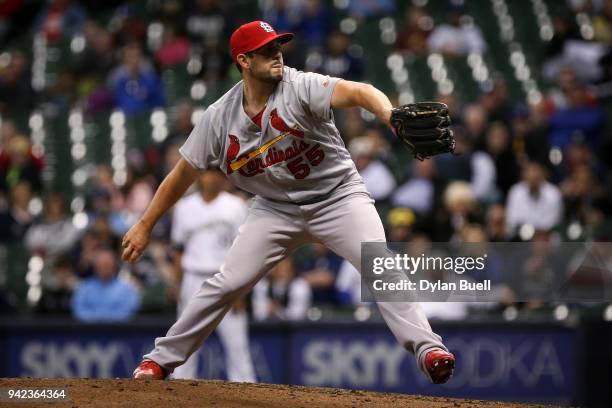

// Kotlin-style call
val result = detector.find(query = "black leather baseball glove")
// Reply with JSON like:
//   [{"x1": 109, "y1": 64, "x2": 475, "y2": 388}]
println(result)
[{"x1": 390, "y1": 102, "x2": 455, "y2": 160}]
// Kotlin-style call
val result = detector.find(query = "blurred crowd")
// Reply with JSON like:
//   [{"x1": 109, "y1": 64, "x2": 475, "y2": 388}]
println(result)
[{"x1": 1, "y1": 0, "x2": 612, "y2": 322}]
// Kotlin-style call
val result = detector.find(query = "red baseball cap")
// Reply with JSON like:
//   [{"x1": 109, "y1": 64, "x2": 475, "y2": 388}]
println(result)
[{"x1": 230, "y1": 21, "x2": 294, "y2": 62}]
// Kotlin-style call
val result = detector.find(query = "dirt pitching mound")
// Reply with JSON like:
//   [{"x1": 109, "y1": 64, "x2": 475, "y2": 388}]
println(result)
[{"x1": 0, "y1": 378, "x2": 554, "y2": 407}]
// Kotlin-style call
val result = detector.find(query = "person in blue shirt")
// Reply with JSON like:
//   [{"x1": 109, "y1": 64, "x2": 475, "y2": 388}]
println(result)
[
  {"x1": 548, "y1": 77, "x2": 604, "y2": 152},
  {"x1": 72, "y1": 247, "x2": 140, "y2": 322},
  {"x1": 109, "y1": 43, "x2": 166, "y2": 116}
]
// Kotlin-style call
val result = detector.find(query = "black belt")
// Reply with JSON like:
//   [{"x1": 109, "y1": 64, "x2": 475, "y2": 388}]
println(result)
[
  {"x1": 185, "y1": 269, "x2": 219, "y2": 276},
  {"x1": 293, "y1": 181, "x2": 344, "y2": 205}
]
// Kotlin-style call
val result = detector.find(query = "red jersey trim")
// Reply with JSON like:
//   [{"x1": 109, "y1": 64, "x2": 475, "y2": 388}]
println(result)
[{"x1": 251, "y1": 106, "x2": 266, "y2": 128}]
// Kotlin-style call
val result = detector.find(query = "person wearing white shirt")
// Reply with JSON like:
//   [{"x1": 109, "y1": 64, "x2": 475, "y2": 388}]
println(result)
[
  {"x1": 505, "y1": 161, "x2": 563, "y2": 235},
  {"x1": 427, "y1": 9, "x2": 486, "y2": 56},
  {"x1": 392, "y1": 159, "x2": 436, "y2": 215},
  {"x1": 252, "y1": 257, "x2": 311, "y2": 321},
  {"x1": 171, "y1": 168, "x2": 256, "y2": 382},
  {"x1": 349, "y1": 136, "x2": 396, "y2": 201}
]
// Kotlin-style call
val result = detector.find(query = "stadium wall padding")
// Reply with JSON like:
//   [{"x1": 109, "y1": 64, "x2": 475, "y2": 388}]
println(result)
[{"x1": 0, "y1": 318, "x2": 601, "y2": 406}]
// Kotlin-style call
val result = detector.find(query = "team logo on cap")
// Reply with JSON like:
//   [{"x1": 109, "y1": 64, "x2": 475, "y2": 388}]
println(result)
[{"x1": 260, "y1": 22, "x2": 274, "y2": 33}]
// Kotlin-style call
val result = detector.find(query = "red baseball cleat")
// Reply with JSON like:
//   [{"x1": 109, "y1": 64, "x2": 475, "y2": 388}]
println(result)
[
  {"x1": 132, "y1": 360, "x2": 167, "y2": 380},
  {"x1": 424, "y1": 349, "x2": 455, "y2": 384}
]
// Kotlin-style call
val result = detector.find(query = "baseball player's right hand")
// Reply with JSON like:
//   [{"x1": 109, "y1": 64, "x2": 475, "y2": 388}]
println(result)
[{"x1": 121, "y1": 221, "x2": 152, "y2": 263}]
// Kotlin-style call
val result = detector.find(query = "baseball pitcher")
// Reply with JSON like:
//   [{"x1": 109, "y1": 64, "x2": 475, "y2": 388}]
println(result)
[{"x1": 124, "y1": 20, "x2": 455, "y2": 384}]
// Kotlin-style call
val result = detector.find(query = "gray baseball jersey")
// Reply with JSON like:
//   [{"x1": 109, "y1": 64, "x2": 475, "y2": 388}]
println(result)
[
  {"x1": 179, "y1": 66, "x2": 368, "y2": 202},
  {"x1": 144, "y1": 66, "x2": 448, "y2": 383}
]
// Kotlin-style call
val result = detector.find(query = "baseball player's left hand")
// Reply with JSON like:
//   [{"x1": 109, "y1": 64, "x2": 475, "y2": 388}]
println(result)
[
  {"x1": 390, "y1": 102, "x2": 455, "y2": 160},
  {"x1": 121, "y1": 221, "x2": 152, "y2": 263}
]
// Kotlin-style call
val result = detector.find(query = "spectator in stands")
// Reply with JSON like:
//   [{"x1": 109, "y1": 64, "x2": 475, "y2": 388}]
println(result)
[
  {"x1": 309, "y1": 30, "x2": 364, "y2": 81},
  {"x1": 25, "y1": 192, "x2": 81, "y2": 260},
  {"x1": 486, "y1": 204, "x2": 510, "y2": 242},
  {"x1": 435, "y1": 129, "x2": 497, "y2": 204},
  {"x1": 444, "y1": 180, "x2": 479, "y2": 229},
  {"x1": 0, "y1": 50, "x2": 34, "y2": 120},
  {"x1": 0, "y1": 181, "x2": 34, "y2": 243},
  {"x1": 0, "y1": 0, "x2": 23, "y2": 47},
  {"x1": 160, "y1": 141, "x2": 183, "y2": 183},
  {"x1": 542, "y1": 11, "x2": 581, "y2": 82},
  {"x1": 392, "y1": 159, "x2": 436, "y2": 216},
  {"x1": 89, "y1": 164, "x2": 125, "y2": 211},
  {"x1": 510, "y1": 103, "x2": 550, "y2": 167},
  {"x1": 87, "y1": 187, "x2": 121, "y2": 235},
  {"x1": 366, "y1": 127, "x2": 393, "y2": 162},
  {"x1": 395, "y1": 5, "x2": 433, "y2": 56},
  {"x1": 336, "y1": 108, "x2": 367, "y2": 143},
  {"x1": 261, "y1": 0, "x2": 300, "y2": 34},
  {"x1": 33, "y1": 0, "x2": 86, "y2": 43},
  {"x1": 72, "y1": 247, "x2": 140, "y2": 321},
  {"x1": 505, "y1": 161, "x2": 563, "y2": 237},
  {"x1": 335, "y1": 258, "x2": 362, "y2": 306},
  {"x1": 293, "y1": 0, "x2": 331, "y2": 50},
  {"x1": 435, "y1": 91, "x2": 462, "y2": 124},
  {"x1": 252, "y1": 256, "x2": 311, "y2": 321},
  {"x1": 456, "y1": 223, "x2": 511, "y2": 304},
  {"x1": 109, "y1": 43, "x2": 166, "y2": 116},
  {"x1": 127, "y1": 237, "x2": 175, "y2": 312},
  {"x1": 528, "y1": 98, "x2": 551, "y2": 130},
  {"x1": 548, "y1": 72, "x2": 604, "y2": 152},
  {"x1": 545, "y1": 67, "x2": 596, "y2": 112},
  {"x1": 36, "y1": 256, "x2": 77, "y2": 315},
  {"x1": 0, "y1": 118, "x2": 18, "y2": 144},
  {"x1": 347, "y1": 0, "x2": 395, "y2": 20},
  {"x1": 561, "y1": 163, "x2": 603, "y2": 223},
  {"x1": 125, "y1": 174, "x2": 156, "y2": 219},
  {"x1": 484, "y1": 121, "x2": 519, "y2": 198},
  {"x1": 427, "y1": 5, "x2": 486, "y2": 57},
  {"x1": 45, "y1": 69, "x2": 77, "y2": 114},
  {"x1": 199, "y1": 39, "x2": 234, "y2": 84},
  {"x1": 2, "y1": 134, "x2": 44, "y2": 194},
  {"x1": 145, "y1": 99, "x2": 193, "y2": 180},
  {"x1": 565, "y1": 142, "x2": 594, "y2": 171},
  {"x1": 585, "y1": 196, "x2": 612, "y2": 240},
  {"x1": 150, "y1": 0, "x2": 186, "y2": 28},
  {"x1": 183, "y1": 0, "x2": 233, "y2": 83},
  {"x1": 593, "y1": 0, "x2": 612, "y2": 45},
  {"x1": 516, "y1": 230, "x2": 556, "y2": 308},
  {"x1": 387, "y1": 207, "x2": 416, "y2": 241},
  {"x1": 154, "y1": 22, "x2": 191, "y2": 68},
  {"x1": 0, "y1": 287, "x2": 15, "y2": 314},
  {"x1": 479, "y1": 77, "x2": 512, "y2": 125},
  {"x1": 109, "y1": 1, "x2": 147, "y2": 45},
  {"x1": 349, "y1": 136, "x2": 396, "y2": 202},
  {"x1": 73, "y1": 229, "x2": 99, "y2": 278},
  {"x1": 89, "y1": 211, "x2": 122, "y2": 250},
  {"x1": 295, "y1": 243, "x2": 342, "y2": 305},
  {"x1": 76, "y1": 22, "x2": 116, "y2": 114},
  {"x1": 162, "y1": 100, "x2": 194, "y2": 151},
  {"x1": 432, "y1": 180, "x2": 482, "y2": 241},
  {"x1": 77, "y1": 21, "x2": 117, "y2": 84},
  {"x1": 186, "y1": 0, "x2": 231, "y2": 46},
  {"x1": 464, "y1": 103, "x2": 488, "y2": 148}
]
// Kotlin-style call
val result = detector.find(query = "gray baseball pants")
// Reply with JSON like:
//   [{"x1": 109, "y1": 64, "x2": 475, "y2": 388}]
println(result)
[
  {"x1": 144, "y1": 186, "x2": 447, "y2": 375},
  {"x1": 173, "y1": 270, "x2": 256, "y2": 382}
]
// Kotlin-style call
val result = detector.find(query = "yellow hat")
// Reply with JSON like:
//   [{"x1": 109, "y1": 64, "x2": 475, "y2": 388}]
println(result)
[
  {"x1": 388, "y1": 208, "x2": 416, "y2": 228},
  {"x1": 8, "y1": 135, "x2": 30, "y2": 155}
]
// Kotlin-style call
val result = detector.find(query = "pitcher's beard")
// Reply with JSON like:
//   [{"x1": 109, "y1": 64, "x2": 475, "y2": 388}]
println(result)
[{"x1": 254, "y1": 70, "x2": 282, "y2": 84}]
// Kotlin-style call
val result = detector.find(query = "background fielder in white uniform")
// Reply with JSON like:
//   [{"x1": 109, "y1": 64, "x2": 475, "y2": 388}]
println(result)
[
  {"x1": 171, "y1": 168, "x2": 255, "y2": 382},
  {"x1": 125, "y1": 20, "x2": 455, "y2": 384}
]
